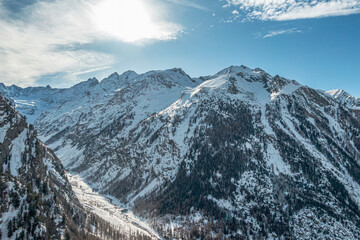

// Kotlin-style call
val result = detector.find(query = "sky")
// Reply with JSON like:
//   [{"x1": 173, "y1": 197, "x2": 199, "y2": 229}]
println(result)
[{"x1": 0, "y1": 0, "x2": 360, "y2": 97}]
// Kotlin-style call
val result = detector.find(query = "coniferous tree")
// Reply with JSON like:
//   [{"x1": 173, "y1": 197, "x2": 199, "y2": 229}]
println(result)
[{"x1": 7, "y1": 219, "x2": 14, "y2": 238}]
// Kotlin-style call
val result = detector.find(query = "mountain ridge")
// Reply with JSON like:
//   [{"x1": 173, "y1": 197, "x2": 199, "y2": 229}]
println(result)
[{"x1": 1, "y1": 66, "x2": 358, "y2": 112}]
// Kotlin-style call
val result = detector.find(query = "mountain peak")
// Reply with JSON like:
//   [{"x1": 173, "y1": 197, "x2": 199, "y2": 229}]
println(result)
[
  {"x1": 99, "y1": 71, "x2": 138, "y2": 92},
  {"x1": 216, "y1": 65, "x2": 253, "y2": 76},
  {"x1": 326, "y1": 89, "x2": 350, "y2": 98},
  {"x1": 137, "y1": 68, "x2": 197, "y2": 88},
  {"x1": 73, "y1": 77, "x2": 99, "y2": 89},
  {"x1": 108, "y1": 72, "x2": 119, "y2": 78},
  {"x1": 169, "y1": 67, "x2": 186, "y2": 75},
  {"x1": 213, "y1": 65, "x2": 297, "y2": 94},
  {"x1": 105, "y1": 70, "x2": 138, "y2": 81},
  {"x1": 120, "y1": 70, "x2": 138, "y2": 80},
  {"x1": 88, "y1": 77, "x2": 99, "y2": 83},
  {"x1": 325, "y1": 89, "x2": 360, "y2": 108}
]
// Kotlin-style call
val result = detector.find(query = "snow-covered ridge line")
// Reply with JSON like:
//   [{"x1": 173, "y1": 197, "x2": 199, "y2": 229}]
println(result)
[
  {"x1": 325, "y1": 89, "x2": 360, "y2": 109},
  {"x1": 0, "y1": 67, "x2": 202, "y2": 124}
]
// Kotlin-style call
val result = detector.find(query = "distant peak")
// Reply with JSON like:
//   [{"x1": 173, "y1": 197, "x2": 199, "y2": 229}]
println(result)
[
  {"x1": 168, "y1": 68, "x2": 193, "y2": 80},
  {"x1": 108, "y1": 72, "x2": 119, "y2": 78},
  {"x1": 88, "y1": 77, "x2": 98, "y2": 81},
  {"x1": 328, "y1": 89, "x2": 358, "y2": 99},
  {"x1": 170, "y1": 67, "x2": 185, "y2": 74},
  {"x1": 72, "y1": 77, "x2": 99, "y2": 89},
  {"x1": 87, "y1": 77, "x2": 99, "y2": 84},
  {"x1": 10, "y1": 84, "x2": 21, "y2": 89},
  {"x1": 121, "y1": 70, "x2": 137, "y2": 75},
  {"x1": 254, "y1": 67, "x2": 266, "y2": 73},
  {"x1": 325, "y1": 89, "x2": 359, "y2": 108},
  {"x1": 325, "y1": 89, "x2": 348, "y2": 98},
  {"x1": 104, "y1": 71, "x2": 138, "y2": 82},
  {"x1": 120, "y1": 70, "x2": 138, "y2": 80},
  {"x1": 100, "y1": 72, "x2": 120, "y2": 84},
  {"x1": 215, "y1": 65, "x2": 255, "y2": 76},
  {"x1": 325, "y1": 89, "x2": 356, "y2": 101}
]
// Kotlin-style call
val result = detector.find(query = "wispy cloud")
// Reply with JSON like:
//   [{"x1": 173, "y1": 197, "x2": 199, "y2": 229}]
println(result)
[
  {"x1": 224, "y1": 0, "x2": 360, "y2": 21},
  {"x1": 0, "y1": 0, "x2": 182, "y2": 87},
  {"x1": 263, "y1": 28, "x2": 302, "y2": 38},
  {"x1": 165, "y1": 0, "x2": 208, "y2": 11}
]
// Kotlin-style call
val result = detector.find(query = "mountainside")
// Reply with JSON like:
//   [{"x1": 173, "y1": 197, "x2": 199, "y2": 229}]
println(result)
[
  {"x1": 2, "y1": 65, "x2": 360, "y2": 239},
  {"x1": 0, "y1": 94, "x2": 91, "y2": 239},
  {"x1": 0, "y1": 95, "x2": 157, "y2": 240}
]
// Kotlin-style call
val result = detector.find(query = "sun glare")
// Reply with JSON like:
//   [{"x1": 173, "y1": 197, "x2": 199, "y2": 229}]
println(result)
[{"x1": 92, "y1": 0, "x2": 173, "y2": 43}]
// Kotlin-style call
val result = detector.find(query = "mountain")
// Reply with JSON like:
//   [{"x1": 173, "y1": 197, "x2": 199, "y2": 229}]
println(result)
[
  {"x1": 2, "y1": 65, "x2": 360, "y2": 239},
  {"x1": 325, "y1": 89, "x2": 360, "y2": 109},
  {"x1": 0, "y1": 94, "x2": 91, "y2": 239},
  {"x1": 0, "y1": 94, "x2": 157, "y2": 239}
]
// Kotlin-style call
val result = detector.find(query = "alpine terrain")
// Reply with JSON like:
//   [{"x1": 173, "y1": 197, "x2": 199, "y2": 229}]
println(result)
[
  {"x1": 1, "y1": 65, "x2": 360, "y2": 239},
  {"x1": 0, "y1": 95, "x2": 159, "y2": 239}
]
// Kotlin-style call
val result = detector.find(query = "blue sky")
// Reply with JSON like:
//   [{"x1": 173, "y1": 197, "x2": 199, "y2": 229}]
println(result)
[{"x1": 1, "y1": 0, "x2": 360, "y2": 96}]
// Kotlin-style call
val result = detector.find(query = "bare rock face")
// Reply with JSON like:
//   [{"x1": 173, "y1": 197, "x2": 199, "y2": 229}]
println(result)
[{"x1": 2, "y1": 66, "x2": 360, "y2": 239}]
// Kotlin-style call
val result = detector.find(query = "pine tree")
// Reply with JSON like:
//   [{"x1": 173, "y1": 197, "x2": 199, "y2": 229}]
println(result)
[{"x1": 7, "y1": 219, "x2": 14, "y2": 238}]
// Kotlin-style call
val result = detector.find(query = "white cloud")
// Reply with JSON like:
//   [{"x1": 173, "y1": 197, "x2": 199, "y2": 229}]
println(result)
[
  {"x1": 225, "y1": 0, "x2": 360, "y2": 20},
  {"x1": 263, "y1": 28, "x2": 302, "y2": 38},
  {"x1": 0, "y1": 0, "x2": 182, "y2": 87},
  {"x1": 165, "y1": 0, "x2": 208, "y2": 11}
]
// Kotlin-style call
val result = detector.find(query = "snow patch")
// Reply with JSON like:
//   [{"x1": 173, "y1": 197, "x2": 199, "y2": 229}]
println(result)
[
  {"x1": 9, "y1": 130, "x2": 27, "y2": 176},
  {"x1": 0, "y1": 122, "x2": 9, "y2": 143}
]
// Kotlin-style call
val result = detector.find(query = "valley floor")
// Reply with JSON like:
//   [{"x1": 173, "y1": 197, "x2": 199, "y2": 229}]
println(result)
[{"x1": 66, "y1": 173, "x2": 159, "y2": 239}]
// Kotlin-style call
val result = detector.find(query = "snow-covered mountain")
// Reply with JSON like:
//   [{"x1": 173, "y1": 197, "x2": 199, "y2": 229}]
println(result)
[
  {"x1": 0, "y1": 94, "x2": 157, "y2": 239},
  {"x1": 0, "y1": 94, "x2": 91, "y2": 239},
  {"x1": 325, "y1": 89, "x2": 360, "y2": 109},
  {"x1": 2, "y1": 65, "x2": 360, "y2": 239}
]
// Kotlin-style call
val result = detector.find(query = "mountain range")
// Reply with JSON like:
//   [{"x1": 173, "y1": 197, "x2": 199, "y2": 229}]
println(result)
[{"x1": 1, "y1": 65, "x2": 360, "y2": 239}]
